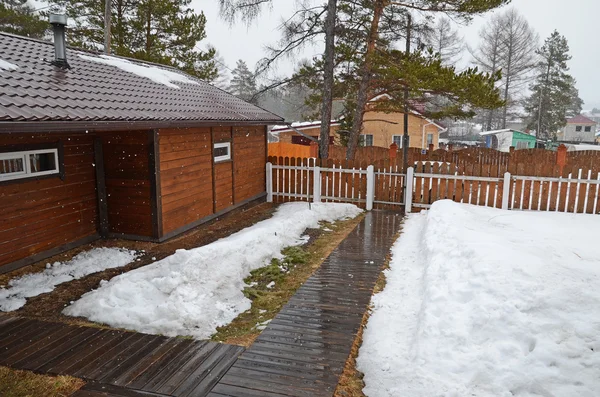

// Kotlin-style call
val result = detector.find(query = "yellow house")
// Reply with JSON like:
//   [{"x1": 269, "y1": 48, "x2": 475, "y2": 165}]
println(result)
[{"x1": 271, "y1": 109, "x2": 445, "y2": 150}]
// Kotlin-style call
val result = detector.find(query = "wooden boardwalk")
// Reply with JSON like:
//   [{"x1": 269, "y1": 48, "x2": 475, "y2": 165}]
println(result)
[
  {"x1": 210, "y1": 211, "x2": 401, "y2": 397},
  {"x1": 0, "y1": 315, "x2": 244, "y2": 397}
]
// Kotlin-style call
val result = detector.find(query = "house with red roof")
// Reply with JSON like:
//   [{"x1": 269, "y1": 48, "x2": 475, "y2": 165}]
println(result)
[{"x1": 558, "y1": 115, "x2": 597, "y2": 143}]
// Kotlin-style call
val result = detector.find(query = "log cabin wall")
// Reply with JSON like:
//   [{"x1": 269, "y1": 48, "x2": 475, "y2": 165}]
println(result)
[
  {"x1": 0, "y1": 133, "x2": 99, "y2": 272},
  {"x1": 102, "y1": 131, "x2": 154, "y2": 238}
]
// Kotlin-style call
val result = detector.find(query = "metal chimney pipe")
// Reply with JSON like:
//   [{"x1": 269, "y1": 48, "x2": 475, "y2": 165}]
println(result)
[{"x1": 49, "y1": 14, "x2": 69, "y2": 68}]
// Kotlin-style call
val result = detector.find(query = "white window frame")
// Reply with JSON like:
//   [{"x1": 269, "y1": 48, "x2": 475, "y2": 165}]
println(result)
[
  {"x1": 427, "y1": 133, "x2": 434, "y2": 146},
  {"x1": 392, "y1": 135, "x2": 403, "y2": 148},
  {"x1": 0, "y1": 148, "x2": 59, "y2": 182},
  {"x1": 360, "y1": 134, "x2": 374, "y2": 147},
  {"x1": 213, "y1": 142, "x2": 231, "y2": 162}
]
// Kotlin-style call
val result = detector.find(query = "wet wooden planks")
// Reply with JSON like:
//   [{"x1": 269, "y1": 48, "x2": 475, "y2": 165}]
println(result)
[
  {"x1": 0, "y1": 314, "x2": 244, "y2": 397},
  {"x1": 211, "y1": 211, "x2": 401, "y2": 397}
]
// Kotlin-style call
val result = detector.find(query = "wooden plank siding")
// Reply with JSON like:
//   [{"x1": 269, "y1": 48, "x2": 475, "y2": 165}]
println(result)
[
  {"x1": 102, "y1": 131, "x2": 154, "y2": 238},
  {"x1": 0, "y1": 133, "x2": 99, "y2": 270},
  {"x1": 158, "y1": 127, "x2": 214, "y2": 236},
  {"x1": 234, "y1": 126, "x2": 267, "y2": 203},
  {"x1": 158, "y1": 126, "x2": 268, "y2": 238}
]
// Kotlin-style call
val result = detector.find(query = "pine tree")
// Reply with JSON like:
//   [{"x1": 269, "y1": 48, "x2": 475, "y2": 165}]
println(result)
[
  {"x1": 228, "y1": 60, "x2": 257, "y2": 102},
  {"x1": 0, "y1": 0, "x2": 48, "y2": 38},
  {"x1": 525, "y1": 31, "x2": 583, "y2": 139},
  {"x1": 48, "y1": 0, "x2": 216, "y2": 80}
]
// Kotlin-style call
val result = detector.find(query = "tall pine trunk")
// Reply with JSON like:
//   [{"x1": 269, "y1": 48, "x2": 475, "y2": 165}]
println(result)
[
  {"x1": 318, "y1": 0, "x2": 337, "y2": 159},
  {"x1": 347, "y1": 0, "x2": 385, "y2": 160}
]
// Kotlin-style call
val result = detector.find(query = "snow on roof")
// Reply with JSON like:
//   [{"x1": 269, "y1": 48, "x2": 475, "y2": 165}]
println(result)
[
  {"x1": 0, "y1": 59, "x2": 18, "y2": 71},
  {"x1": 566, "y1": 114, "x2": 596, "y2": 124},
  {"x1": 479, "y1": 129, "x2": 512, "y2": 136},
  {"x1": 566, "y1": 144, "x2": 600, "y2": 152},
  {"x1": 271, "y1": 120, "x2": 341, "y2": 133},
  {"x1": 77, "y1": 54, "x2": 199, "y2": 89}
]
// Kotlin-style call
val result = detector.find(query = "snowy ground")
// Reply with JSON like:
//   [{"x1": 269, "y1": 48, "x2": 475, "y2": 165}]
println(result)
[
  {"x1": 0, "y1": 248, "x2": 138, "y2": 312},
  {"x1": 358, "y1": 200, "x2": 600, "y2": 397},
  {"x1": 64, "y1": 202, "x2": 362, "y2": 339}
]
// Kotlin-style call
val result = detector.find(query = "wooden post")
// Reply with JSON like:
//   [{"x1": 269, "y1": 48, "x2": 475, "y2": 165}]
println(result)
[
  {"x1": 313, "y1": 166, "x2": 321, "y2": 203},
  {"x1": 428, "y1": 143, "x2": 434, "y2": 152},
  {"x1": 405, "y1": 166, "x2": 414, "y2": 213},
  {"x1": 366, "y1": 165, "x2": 375, "y2": 211},
  {"x1": 309, "y1": 141, "x2": 319, "y2": 158},
  {"x1": 389, "y1": 143, "x2": 398, "y2": 159},
  {"x1": 266, "y1": 162, "x2": 273, "y2": 202},
  {"x1": 502, "y1": 172, "x2": 511, "y2": 210},
  {"x1": 448, "y1": 144, "x2": 453, "y2": 153}
]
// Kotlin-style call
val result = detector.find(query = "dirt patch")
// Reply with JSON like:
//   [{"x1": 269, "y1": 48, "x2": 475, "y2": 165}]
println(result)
[
  {"x1": 0, "y1": 366, "x2": 84, "y2": 397},
  {"x1": 211, "y1": 214, "x2": 365, "y2": 347},
  {"x1": 4, "y1": 202, "x2": 276, "y2": 326}
]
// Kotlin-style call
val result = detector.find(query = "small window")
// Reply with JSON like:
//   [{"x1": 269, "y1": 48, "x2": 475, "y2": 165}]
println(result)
[
  {"x1": 575, "y1": 126, "x2": 582, "y2": 132},
  {"x1": 427, "y1": 134, "x2": 434, "y2": 146},
  {"x1": 585, "y1": 126, "x2": 592, "y2": 132},
  {"x1": 0, "y1": 149, "x2": 59, "y2": 182},
  {"x1": 213, "y1": 142, "x2": 231, "y2": 162},
  {"x1": 360, "y1": 134, "x2": 374, "y2": 147},
  {"x1": 516, "y1": 141, "x2": 529, "y2": 149},
  {"x1": 392, "y1": 135, "x2": 403, "y2": 148}
]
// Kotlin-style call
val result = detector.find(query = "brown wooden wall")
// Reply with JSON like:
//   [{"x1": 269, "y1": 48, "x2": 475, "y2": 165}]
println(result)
[
  {"x1": 158, "y1": 125, "x2": 267, "y2": 237},
  {"x1": 158, "y1": 127, "x2": 213, "y2": 236},
  {"x1": 213, "y1": 127, "x2": 234, "y2": 213},
  {"x1": 0, "y1": 133, "x2": 98, "y2": 269},
  {"x1": 102, "y1": 131, "x2": 153, "y2": 237},
  {"x1": 234, "y1": 126, "x2": 266, "y2": 203}
]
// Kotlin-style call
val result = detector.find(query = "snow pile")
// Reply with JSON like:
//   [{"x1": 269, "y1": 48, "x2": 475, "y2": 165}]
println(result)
[
  {"x1": 78, "y1": 54, "x2": 199, "y2": 89},
  {"x1": 64, "y1": 203, "x2": 362, "y2": 339},
  {"x1": 0, "y1": 248, "x2": 138, "y2": 312},
  {"x1": 0, "y1": 59, "x2": 18, "y2": 71},
  {"x1": 358, "y1": 200, "x2": 600, "y2": 397}
]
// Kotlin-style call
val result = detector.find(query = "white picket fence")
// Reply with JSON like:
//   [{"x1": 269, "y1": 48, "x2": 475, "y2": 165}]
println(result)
[{"x1": 266, "y1": 162, "x2": 600, "y2": 215}]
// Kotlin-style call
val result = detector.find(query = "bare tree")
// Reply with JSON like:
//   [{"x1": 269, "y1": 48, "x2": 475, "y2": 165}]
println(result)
[
  {"x1": 218, "y1": 0, "x2": 337, "y2": 159},
  {"x1": 470, "y1": 14, "x2": 504, "y2": 130},
  {"x1": 423, "y1": 16, "x2": 464, "y2": 65},
  {"x1": 472, "y1": 8, "x2": 538, "y2": 129}
]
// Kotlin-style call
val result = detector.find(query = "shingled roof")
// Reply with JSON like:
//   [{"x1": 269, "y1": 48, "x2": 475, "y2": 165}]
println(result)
[
  {"x1": 566, "y1": 115, "x2": 596, "y2": 124},
  {"x1": 0, "y1": 32, "x2": 283, "y2": 132}
]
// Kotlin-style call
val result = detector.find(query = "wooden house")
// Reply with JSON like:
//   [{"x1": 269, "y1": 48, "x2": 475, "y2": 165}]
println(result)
[
  {"x1": 0, "y1": 26, "x2": 283, "y2": 273},
  {"x1": 270, "y1": 96, "x2": 445, "y2": 150}
]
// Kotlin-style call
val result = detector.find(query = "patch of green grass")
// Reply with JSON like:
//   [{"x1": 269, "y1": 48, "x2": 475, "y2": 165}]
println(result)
[{"x1": 211, "y1": 215, "x2": 365, "y2": 347}]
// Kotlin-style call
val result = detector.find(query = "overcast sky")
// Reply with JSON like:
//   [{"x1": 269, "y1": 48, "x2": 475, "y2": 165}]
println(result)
[{"x1": 193, "y1": 0, "x2": 599, "y2": 109}]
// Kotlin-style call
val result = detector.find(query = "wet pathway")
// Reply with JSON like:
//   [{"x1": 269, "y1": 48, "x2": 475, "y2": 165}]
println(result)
[{"x1": 209, "y1": 210, "x2": 402, "y2": 397}]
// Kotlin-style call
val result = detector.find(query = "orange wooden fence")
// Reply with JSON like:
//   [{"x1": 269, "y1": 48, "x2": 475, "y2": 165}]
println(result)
[{"x1": 267, "y1": 143, "x2": 313, "y2": 158}]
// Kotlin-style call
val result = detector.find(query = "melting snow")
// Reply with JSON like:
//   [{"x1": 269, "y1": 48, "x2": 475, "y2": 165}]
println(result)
[
  {"x1": 63, "y1": 202, "x2": 363, "y2": 339},
  {"x1": 0, "y1": 59, "x2": 18, "y2": 71},
  {"x1": 77, "y1": 54, "x2": 200, "y2": 89},
  {"x1": 0, "y1": 248, "x2": 138, "y2": 312},
  {"x1": 358, "y1": 200, "x2": 600, "y2": 397}
]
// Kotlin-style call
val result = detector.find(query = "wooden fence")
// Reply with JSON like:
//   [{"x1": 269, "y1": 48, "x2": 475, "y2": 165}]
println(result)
[
  {"x1": 266, "y1": 157, "x2": 405, "y2": 210},
  {"x1": 268, "y1": 142, "x2": 313, "y2": 158},
  {"x1": 267, "y1": 155, "x2": 600, "y2": 215}
]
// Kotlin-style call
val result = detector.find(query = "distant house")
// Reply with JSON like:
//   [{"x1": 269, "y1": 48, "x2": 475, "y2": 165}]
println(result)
[
  {"x1": 558, "y1": 115, "x2": 597, "y2": 143},
  {"x1": 480, "y1": 129, "x2": 537, "y2": 152},
  {"x1": 271, "y1": 95, "x2": 446, "y2": 150},
  {"x1": 0, "y1": 24, "x2": 283, "y2": 273}
]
